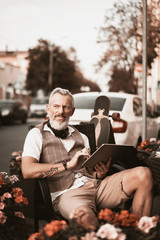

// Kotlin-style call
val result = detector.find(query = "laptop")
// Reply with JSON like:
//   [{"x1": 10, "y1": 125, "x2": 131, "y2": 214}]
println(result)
[{"x1": 82, "y1": 143, "x2": 140, "y2": 170}]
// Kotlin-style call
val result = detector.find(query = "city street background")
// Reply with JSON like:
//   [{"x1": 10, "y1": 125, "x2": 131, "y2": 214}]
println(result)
[{"x1": 0, "y1": 118, "x2": 42, "y2": 173}]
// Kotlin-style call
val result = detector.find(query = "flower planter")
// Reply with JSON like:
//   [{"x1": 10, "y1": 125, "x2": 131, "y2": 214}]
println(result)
[
  {"x1": 13, "y1": 173, "x2": 35, "y2": 218},
  {"x1": 10, "y1": 151, "x2": 35, "y2": 218}
]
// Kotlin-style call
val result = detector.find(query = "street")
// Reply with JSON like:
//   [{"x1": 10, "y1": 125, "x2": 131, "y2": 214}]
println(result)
[{"x1": 0, "y1": 118, "x2": 42, "y2": 173}]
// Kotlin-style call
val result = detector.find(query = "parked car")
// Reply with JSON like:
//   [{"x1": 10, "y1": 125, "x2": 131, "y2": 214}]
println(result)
[
  {"x1": 29, "y1": 97, "x2": 49, "y2": 118},
  {"x1": 154, "y1": 104, "x2": 160, "y2": 117},
  {"x1": 0, "y1": 99, "x2": 28, "y2": 124},
  {"x1": 69, "y1": 92, "x2": 160, "y2": 147}
]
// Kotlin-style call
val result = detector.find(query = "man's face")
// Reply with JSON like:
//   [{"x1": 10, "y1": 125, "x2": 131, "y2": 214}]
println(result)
[{"x1": 46, "y1": 93, "x2": 75, "y2": 130}]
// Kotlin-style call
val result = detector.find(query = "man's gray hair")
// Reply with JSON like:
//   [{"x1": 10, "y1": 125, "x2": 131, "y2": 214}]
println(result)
[{"x1": 49, "y1": 87, "x2": 74, "y2": 106}]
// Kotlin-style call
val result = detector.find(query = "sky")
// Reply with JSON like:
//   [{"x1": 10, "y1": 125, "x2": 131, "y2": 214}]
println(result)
[{"x1": 0, "y1": 0, "x2": 116, "y2": 87}]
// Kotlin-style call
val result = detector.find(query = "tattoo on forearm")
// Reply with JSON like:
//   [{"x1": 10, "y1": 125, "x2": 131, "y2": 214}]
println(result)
[{"x1": 39, "y1": 167, "x2": 58, "y2": 178}]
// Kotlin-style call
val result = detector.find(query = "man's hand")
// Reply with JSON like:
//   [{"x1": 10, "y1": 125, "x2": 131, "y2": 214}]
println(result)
[
  {"x1": 68, "y1": 148, "x2": 90, "y2": 170},
  {"x1": 94, "y1": 157, "x2": 112, "y2": 179}
]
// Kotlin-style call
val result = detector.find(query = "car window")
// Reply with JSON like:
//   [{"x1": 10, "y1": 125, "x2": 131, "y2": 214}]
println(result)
[
  {"x1": 147, "y1": 105, "x2": 154, "y2": 117},
  {"x1": 133, "y1": 98, "x2": 154, "y2": 117},
  {"x1": 133, "y1": 97, "x2": 142, "y2": 116},
  {"x1": 74, "y1": 95, "x2": 126, "y2": 111},
  {"x1": 74, "y1": 96, "x2": 96, "y2": 109},
  {"x1": 109, "y1": 97, "x2": 126, "y2": 111}
]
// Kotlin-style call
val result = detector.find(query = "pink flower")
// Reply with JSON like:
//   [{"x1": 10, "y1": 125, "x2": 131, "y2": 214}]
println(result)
[
  {"x1": 0, "y1": 211, "x2": 7, "y2": 224},
  {"x1": 12, "y1": 151, "x2": 22, "y2": 156},
  {"x1": 1, "y1": 192, "x2": 12, "y2": 201},
  {"x1": 15, "y1": 155, "x2": 22, "y2": 161},
  {"x1": 0, "y1": 172, "x2": 8, "y2": 178},
  {"x1": 14, "y1": 211, "x2": 25, "y2": 219},
  {"x1": 138, "y1": 216, "x2": 158, "y2": 234},
  {"x1": 96, "y1": 223, "x2": 126, "y2": 240},
  {"x1": 12, "y1": 151, "x2": 18, "y2": 156},
  {"x1": 0, "y1": 202, "x2": 5, "y2": 210},
  {"x1": 9, "y1": 175, "x2": 19, "y2": 184}
]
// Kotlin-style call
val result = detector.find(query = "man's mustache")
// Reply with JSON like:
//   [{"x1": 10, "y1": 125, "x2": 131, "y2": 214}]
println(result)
[{"x1": 54, "y1": 113, "x2": 67, "y2": 118}]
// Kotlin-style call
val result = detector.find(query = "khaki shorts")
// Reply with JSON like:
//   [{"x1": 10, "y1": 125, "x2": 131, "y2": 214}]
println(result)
[{"x1": 53, "y1": 170, "x2": 131, "y2": 219}]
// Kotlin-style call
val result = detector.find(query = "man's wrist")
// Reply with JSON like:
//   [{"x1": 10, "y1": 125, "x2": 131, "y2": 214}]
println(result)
[{"x1": 62, "y1": 161, "x2": 67, "y2": 171}]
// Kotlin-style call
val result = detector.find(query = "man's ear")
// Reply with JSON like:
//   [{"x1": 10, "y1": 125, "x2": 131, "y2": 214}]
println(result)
[
  {"x1": 46, "y1": 104, "x2": 50, "y2": 114},
  {"x1": 71, "y1": 107, "x2": 75, "y2": 116}
]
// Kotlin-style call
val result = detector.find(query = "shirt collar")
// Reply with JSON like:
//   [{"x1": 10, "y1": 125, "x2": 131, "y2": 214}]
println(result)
[{"x1": 43, "y1": 123, "x2": 75, "y2": 136}]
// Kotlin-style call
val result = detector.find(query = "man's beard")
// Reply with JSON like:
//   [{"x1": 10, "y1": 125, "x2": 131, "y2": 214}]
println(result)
[{"x1": 49, "y1": 113, "x2": 69, "y2": 130}]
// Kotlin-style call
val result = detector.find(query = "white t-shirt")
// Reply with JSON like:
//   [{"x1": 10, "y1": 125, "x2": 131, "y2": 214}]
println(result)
[
  {"x1": 22, "y1": 124, "x2": 91, "y2": 201},
  {"x1": 22, "y1": 124, "x2": 90, "y2": 160}
]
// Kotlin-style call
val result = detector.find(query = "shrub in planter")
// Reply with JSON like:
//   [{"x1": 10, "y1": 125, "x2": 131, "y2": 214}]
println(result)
[
  {"x1": 28, "y1": 208, "x2": 160, "y2": 240},
  {"x1": 0, "y1": 172, "x2": 30, "y2": 240}
]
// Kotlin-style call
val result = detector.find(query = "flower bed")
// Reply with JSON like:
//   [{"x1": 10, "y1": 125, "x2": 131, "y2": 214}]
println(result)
[
  {"x1": 10, "y1": 151, "x2": 23, "y2": 175},
  {"x1": 28, "y1": 209, "x2": 160, "y2": 240},
  {"x1": 0, "y1": 172, "x2": 30, "y2": 240},
  {"x1": 9, "y1": 144, "x2": 160, "y2": 239},
  {"x1": 10, "y1": 151, "x2": 35, "y2": 218}
]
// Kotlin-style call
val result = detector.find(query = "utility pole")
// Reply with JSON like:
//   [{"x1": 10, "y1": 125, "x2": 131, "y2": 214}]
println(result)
[
  {"x1": 48, "y1": 45, "x2": 54, "y2": 88},
  {"x1": 142, "y1": 0, "x2": 147, "y2": 141}
]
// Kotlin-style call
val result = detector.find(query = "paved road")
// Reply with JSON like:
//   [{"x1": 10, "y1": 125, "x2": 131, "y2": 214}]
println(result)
[
  {"x1": 0, "y1": 118, "x2": 42, "y2": 173},
  {"x1": 0, "y1": 118, "x2": 45, "y2": 218}
]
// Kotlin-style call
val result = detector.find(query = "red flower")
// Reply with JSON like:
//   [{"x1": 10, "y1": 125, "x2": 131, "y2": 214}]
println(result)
[
  {"x1": 98, "y1": 208, "x2": 139, "y2": 227},
  {"x1": 44, "y1": 220, "x2": 67, "y2": 237},
  {"x1": 98, "y1": 208, "x2": 115, "y2": 222},
  {"x1": 22, "y1": 197, "x2": 28, "y2": 205},
  {"x1": 11, "y1": 187, "x2": 28, "y2": 205},
  {"x1": 0, "y1": 177, "x2": 7, "y2": 187},
  {"x1": 28, "y1": 232, "x2": 44, "y2": 240}
]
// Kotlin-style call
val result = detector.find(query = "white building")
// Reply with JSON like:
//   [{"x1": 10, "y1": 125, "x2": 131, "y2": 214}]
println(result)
[{"x1": 0, "y1": 50, "x2": 28, "y2": 99}]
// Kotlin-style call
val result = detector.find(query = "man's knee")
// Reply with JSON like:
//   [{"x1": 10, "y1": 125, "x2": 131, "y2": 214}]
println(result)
[
  {"x1": 70, "y1": 205, "x2": 93, "y2": 219},
  {"x1": 70, "y1": 205, "x2": 99, "y2": 229},
  {"x1": 135, "y1": 167, "x2": 153, "y2": 188}
]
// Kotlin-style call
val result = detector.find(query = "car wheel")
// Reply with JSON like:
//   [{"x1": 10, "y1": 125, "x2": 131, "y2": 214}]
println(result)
[
  {"x1": 7, "y1": 116, "x2": 12, "y2": 124},
  {"x1": 136, "y1": 137, "x2": 142, "y2": 148},
  {"x1": 21, "y1": 115, "x2": 27, "y2": 124}
]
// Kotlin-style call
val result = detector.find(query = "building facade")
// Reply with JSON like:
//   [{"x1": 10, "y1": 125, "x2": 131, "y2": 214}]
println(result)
[{"x1": 0, "y1": 50, "x2": 28, "y2": 99}]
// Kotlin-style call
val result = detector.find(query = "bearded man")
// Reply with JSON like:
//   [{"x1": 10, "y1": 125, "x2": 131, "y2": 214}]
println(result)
[{"x1": 22, "y1": 87, "x2": 153, "y2": 230}]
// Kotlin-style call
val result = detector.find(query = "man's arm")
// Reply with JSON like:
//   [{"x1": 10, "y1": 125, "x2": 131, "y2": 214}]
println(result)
[
  {"x1": 22, "y1": 127, "x2": 65, "y2": 179},
  {"x1": 22, "y1": 156, "x2": 67, "y2": 179},
  {"x1": 22, "y1": 147, "x2": 90, "y2": 179}
]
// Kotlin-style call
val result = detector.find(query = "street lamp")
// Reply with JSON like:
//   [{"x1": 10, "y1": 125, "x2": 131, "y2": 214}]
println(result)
[{"x1": 142, "y1": 0, "x2": 147, "y2": 141}]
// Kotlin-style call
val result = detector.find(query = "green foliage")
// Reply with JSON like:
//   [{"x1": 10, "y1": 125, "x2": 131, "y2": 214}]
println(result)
[
  {"x1": 135, "y1": 0, "x2": 160, "y2": 69},
  {"x1": 25, "y1": 39, "x2": 100, "y2": 96},
  {"x1": 0, "y1": 172, "x2": 30, "y2": 240},
  {"x1": 97, "y1": 0, "x2": 139, "y2": 71},
  {"x1": 108, "y1": 66, "x2": 136, "y2": 94},
  {"x1": 26, "y1": 39, "x2": 49, "y2": 95},
  {"x1": 97, "y1": 0, "x2": 160, "y2": 93}
]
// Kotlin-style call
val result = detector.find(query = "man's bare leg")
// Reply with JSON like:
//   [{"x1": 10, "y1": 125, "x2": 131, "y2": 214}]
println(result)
[
  {"x1": 70, "y1": 167, "x2": 153, "y2": 228},
  {"x1": 122, "y1": 167, "x2": 153, "y2": 217},
  {"x1": 70, "y1": 205, "x2": 99, "y2": 230}
]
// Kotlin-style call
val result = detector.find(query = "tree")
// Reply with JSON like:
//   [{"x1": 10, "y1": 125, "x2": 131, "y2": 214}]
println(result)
[
  {"x1": 25, "y1": 39, "x2": 100, "y2": 96},
  {"x1": 108, "y1": 66, "x2": 136, "y2": 93},
  {"x1": 135, "y1": 0, "x2": 160, "y2": 69},
  {"x1": 97, "y1": 0, "x2": 160, "y2": 93}
]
